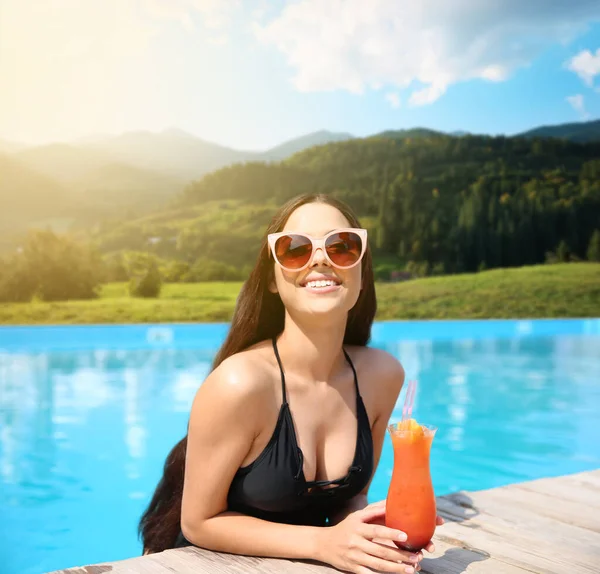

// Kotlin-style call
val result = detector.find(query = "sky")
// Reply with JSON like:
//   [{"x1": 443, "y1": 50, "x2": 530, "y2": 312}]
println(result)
[{"x1": 1, "y1": 0, "x2": 600, "y2": 151}]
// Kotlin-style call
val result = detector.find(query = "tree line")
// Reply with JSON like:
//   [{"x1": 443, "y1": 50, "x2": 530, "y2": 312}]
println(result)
[{"x1": 178, "y1": 133, "x2": 600, "y2": 273}]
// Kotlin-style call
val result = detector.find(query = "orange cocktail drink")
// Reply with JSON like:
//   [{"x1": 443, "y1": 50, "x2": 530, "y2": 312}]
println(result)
[{"x1": 385, "y1": 419, "x2": 437, "y2": 552}]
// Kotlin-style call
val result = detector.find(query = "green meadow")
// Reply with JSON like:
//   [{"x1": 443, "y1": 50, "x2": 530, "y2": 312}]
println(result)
[{"x1": 1, "y1": 263, "x2": 598, "y2": 326}]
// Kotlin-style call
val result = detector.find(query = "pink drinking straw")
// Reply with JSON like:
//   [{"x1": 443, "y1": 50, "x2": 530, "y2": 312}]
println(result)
[{"x1": 401, "y1": 379, "x2": 418, "y2": 422}]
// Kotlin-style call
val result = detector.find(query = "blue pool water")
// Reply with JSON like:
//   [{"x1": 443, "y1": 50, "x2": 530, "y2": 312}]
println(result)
[{"x1": 1, "y1": 319, "x2": 599, "y2": 574}]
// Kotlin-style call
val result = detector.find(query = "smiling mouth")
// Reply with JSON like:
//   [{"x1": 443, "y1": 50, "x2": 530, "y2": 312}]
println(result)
[{"x1": 302, "y1": 278, "x2": 341, "y2": 289}]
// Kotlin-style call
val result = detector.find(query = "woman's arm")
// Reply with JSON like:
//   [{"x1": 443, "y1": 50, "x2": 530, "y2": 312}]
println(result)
[
  {"x1": 180, "y1": 355, "x2": 322, "y2": 559},
  {"x1": 184, "y1": 510, "x2": 322, "y2": 559},
  {"x1": 327, "y1": 493, "x2": 369, "y2": 526}
]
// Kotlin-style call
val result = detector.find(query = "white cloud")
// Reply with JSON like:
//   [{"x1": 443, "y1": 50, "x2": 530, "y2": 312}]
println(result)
[
  {"x1": 207, "y1": 33, "x2": 229, "y2": 46},
  {"x1": 566, "y1": 94, "x2": 590, "y2": 119},
  {"x1": 144, "y1": 0, "x2": 240, "y2": 43},
  {"x1": 255, "y1": 0, "x2": 600, "y2": 105},
  {"x1": 409, "y1": 82, "x2": 448, "y2": 107},
  {"x1": 567, "y1": 48, "x2": 600, "y2": 87},
  {"x1": 145, "y1": 0, "x2": 240, "y2": 30},
  {"x1": 250, "y1": 0, "x2": 274, "y2": 24},
  {"x1": 385, "y1": 92, "x2": 401, "y2": 109}
]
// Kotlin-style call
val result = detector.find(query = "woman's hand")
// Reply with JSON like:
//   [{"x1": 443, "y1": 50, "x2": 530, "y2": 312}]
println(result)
[
  {"x1": 317, "y1": 503, "x2": 423, "y2": 574},
  {"x1": 359, "y1": 502, "x2": 445, "y2": 571},
  {"x1": 366, "y1": 503, "x2": 445, "y2": 554}
]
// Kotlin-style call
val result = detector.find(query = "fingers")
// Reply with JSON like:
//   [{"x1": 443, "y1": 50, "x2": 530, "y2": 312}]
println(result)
[
  {"x1": 424, "y1": 540, "x2": 435, "y2": 553},
  {"x1": 364, "y1": 539, "x2": 422, "y2": 565},
  {"x1": 357, "y1": 503, "x2": 387, "y2": 523},
  {"x1": 361, "y1": 522, "x2": 408, "y2": 544},
  {"x1": 356, "y1": 551, "x2": 419, "y2": 574},
  {"x1": 353, "y1": 565, "x2": 417, "y2": 574},
  {"x1": 436, "y1": 515, "x2": 445, "y2": 525}
]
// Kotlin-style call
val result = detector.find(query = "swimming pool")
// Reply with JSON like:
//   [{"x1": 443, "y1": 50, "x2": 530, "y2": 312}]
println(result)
[{"x1": 1, "y1": 319, "x2": 599, "y2": 574}]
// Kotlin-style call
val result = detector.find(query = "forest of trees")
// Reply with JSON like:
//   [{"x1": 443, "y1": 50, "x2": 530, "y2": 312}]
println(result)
[
  {"x1": 2, "y1": 132, "x2": 600, "y2": 302},
  {"x1": 170, "y1": 133, "x2": 600, "y2": 275}
]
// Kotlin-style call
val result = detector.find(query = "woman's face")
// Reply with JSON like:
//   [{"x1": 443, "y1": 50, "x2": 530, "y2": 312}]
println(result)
[{"x1": 270, "y1": 202, "x2": 363, "y2": 321}]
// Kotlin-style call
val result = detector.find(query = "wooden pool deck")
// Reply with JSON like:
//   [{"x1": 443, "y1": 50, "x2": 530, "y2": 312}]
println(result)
[{"x1": 53, "y1": 469, "x2": 600, "y2": 574}]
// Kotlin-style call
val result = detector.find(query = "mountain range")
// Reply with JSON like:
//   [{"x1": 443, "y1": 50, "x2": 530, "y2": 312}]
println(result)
[
  {"x1": 5, "y1": 119, "x2": 600, "y2": 188},
  {"x1": 1, "y1": 118, "x2": 599, "y2": 250},
  {"x1": 517, "y1": 118, "x2": 600, "y2": 143}
]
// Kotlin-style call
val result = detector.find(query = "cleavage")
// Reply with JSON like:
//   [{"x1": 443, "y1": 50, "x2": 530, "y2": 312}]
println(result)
[{"x1": 286, "y1": 384, "x2": 359, "y2": 486}]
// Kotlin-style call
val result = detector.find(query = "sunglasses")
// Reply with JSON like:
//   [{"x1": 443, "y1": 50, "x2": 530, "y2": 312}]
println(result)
[{"x1": 267, "y1": 228, "x2": 368, "y2": 271}]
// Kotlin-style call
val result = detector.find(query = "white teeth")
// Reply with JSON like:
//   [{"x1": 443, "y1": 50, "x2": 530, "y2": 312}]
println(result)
[{"x1": 306, "y1": 279, "x2": 337, "y2": 288}]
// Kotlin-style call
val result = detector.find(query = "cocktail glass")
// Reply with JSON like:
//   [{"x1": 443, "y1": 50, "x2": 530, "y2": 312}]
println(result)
[{"x1": 385, "y1": 422, "x2": 437, "y2": 552}]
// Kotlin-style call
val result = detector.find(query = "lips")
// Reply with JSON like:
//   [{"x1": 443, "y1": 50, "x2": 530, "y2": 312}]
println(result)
[{"x1": 300, "y1": 274, "x2": 342, "y2": 287}]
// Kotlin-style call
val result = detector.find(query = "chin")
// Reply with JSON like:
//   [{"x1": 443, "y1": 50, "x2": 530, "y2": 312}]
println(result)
[
  {"x1": 302, "y1": 295, "x2": 355, "y2": 317},
  {"x1": 282, "y1": 286, "x2": 359, "y2": 319}
]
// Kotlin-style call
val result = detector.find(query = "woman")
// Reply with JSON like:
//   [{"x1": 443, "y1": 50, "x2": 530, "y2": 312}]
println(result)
[{"x1": 139, "y1": 193, "x2": 443, "y2": 574}]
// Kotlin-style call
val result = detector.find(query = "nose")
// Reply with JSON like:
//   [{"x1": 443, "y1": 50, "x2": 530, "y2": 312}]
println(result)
[{"x1": 310, "y1": 246, "x2": 330, "y2": 267}]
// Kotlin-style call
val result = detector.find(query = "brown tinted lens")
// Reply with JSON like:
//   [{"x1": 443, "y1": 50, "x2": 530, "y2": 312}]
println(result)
[
  {"x1": 274, "y1": 234, "x2": 313, "y2": 269},
  {"x1": 325, "y1": 232, "x2": 362, "y2": 267}
]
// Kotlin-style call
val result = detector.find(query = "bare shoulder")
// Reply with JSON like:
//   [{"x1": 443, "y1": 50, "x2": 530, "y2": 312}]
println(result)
[
  {"x1": 346, "y1": 346, "x2": 405, "y2": 414},
  {"x1": 349, "y1": 345, "x2": 405, "y2": 384},
  {"x1": 190, "y1": 342, "x2": 275, "y2": 421}
]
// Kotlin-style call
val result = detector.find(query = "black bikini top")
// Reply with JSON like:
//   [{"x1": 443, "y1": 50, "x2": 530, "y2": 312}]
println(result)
[{"x1": 226, "y1": 338, "x2": 374, "y2": 526}]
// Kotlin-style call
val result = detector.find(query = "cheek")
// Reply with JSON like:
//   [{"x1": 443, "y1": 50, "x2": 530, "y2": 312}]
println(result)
[
  {"x1": 344, "y1": 266, "x2": 363, "y2": 291},
  {"x1": 344, "y1": 268, "x2": 364, "y2": 309},
  {"x1": 272, "y1": 267, "x2": 298, "y2": 295}
]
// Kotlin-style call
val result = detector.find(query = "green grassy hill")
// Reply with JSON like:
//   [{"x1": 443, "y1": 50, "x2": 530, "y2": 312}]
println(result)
[
  {"x1": 375, "y1": 263, "x2": 600, "y2": 320},
  {"x1": 15, "y1": 143, "x2": 117, "y2": 182},
  {"x1": 1, "y1": 263, "x2": 597, "y2": 325},
  {"x1": 15, "y1": 142, "x2": 185, "y2": 203},
  {"x1": 0, "y1": 154, "x2": 80, "y2": 234},
  {"x1": 94, "y1": 200, "x2": 276, "y2": 257}
]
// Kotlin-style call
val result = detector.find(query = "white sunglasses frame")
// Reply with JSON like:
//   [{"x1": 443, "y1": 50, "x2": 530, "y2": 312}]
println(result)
[{"x1": 267, "y1": 228, "x2": 368, "y2": 272}]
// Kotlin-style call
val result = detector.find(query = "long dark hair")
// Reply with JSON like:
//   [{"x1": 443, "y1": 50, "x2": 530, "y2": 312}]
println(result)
[{"x1": 138, "y1": 193, "x2": 377, "y2": 553}]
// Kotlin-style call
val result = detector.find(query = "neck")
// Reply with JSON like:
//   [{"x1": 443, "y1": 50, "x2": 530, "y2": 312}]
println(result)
[{"x1": 276, "y1": 311, "x2": 348, "y2": 382}]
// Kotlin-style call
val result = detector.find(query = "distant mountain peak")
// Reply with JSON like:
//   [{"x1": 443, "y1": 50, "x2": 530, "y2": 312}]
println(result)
[
  {"x1": 372, "y1": 127, "x2": 445, "y2": 139},
  {"x1": 262, "y1": 129, "x2": 355, "y2": 160},
  {"x1": 517, "y1": 118, "x2": 600, "y2": 143},
  {"x1": 306, "y1": 129, "x2": 352, "y2": 138},
  {"x1": 160, "y1": 127, "x2": 197, "y2": 139},
  {"x1": 0, "y1": 138, "x2": 25, "y2": 153}
]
